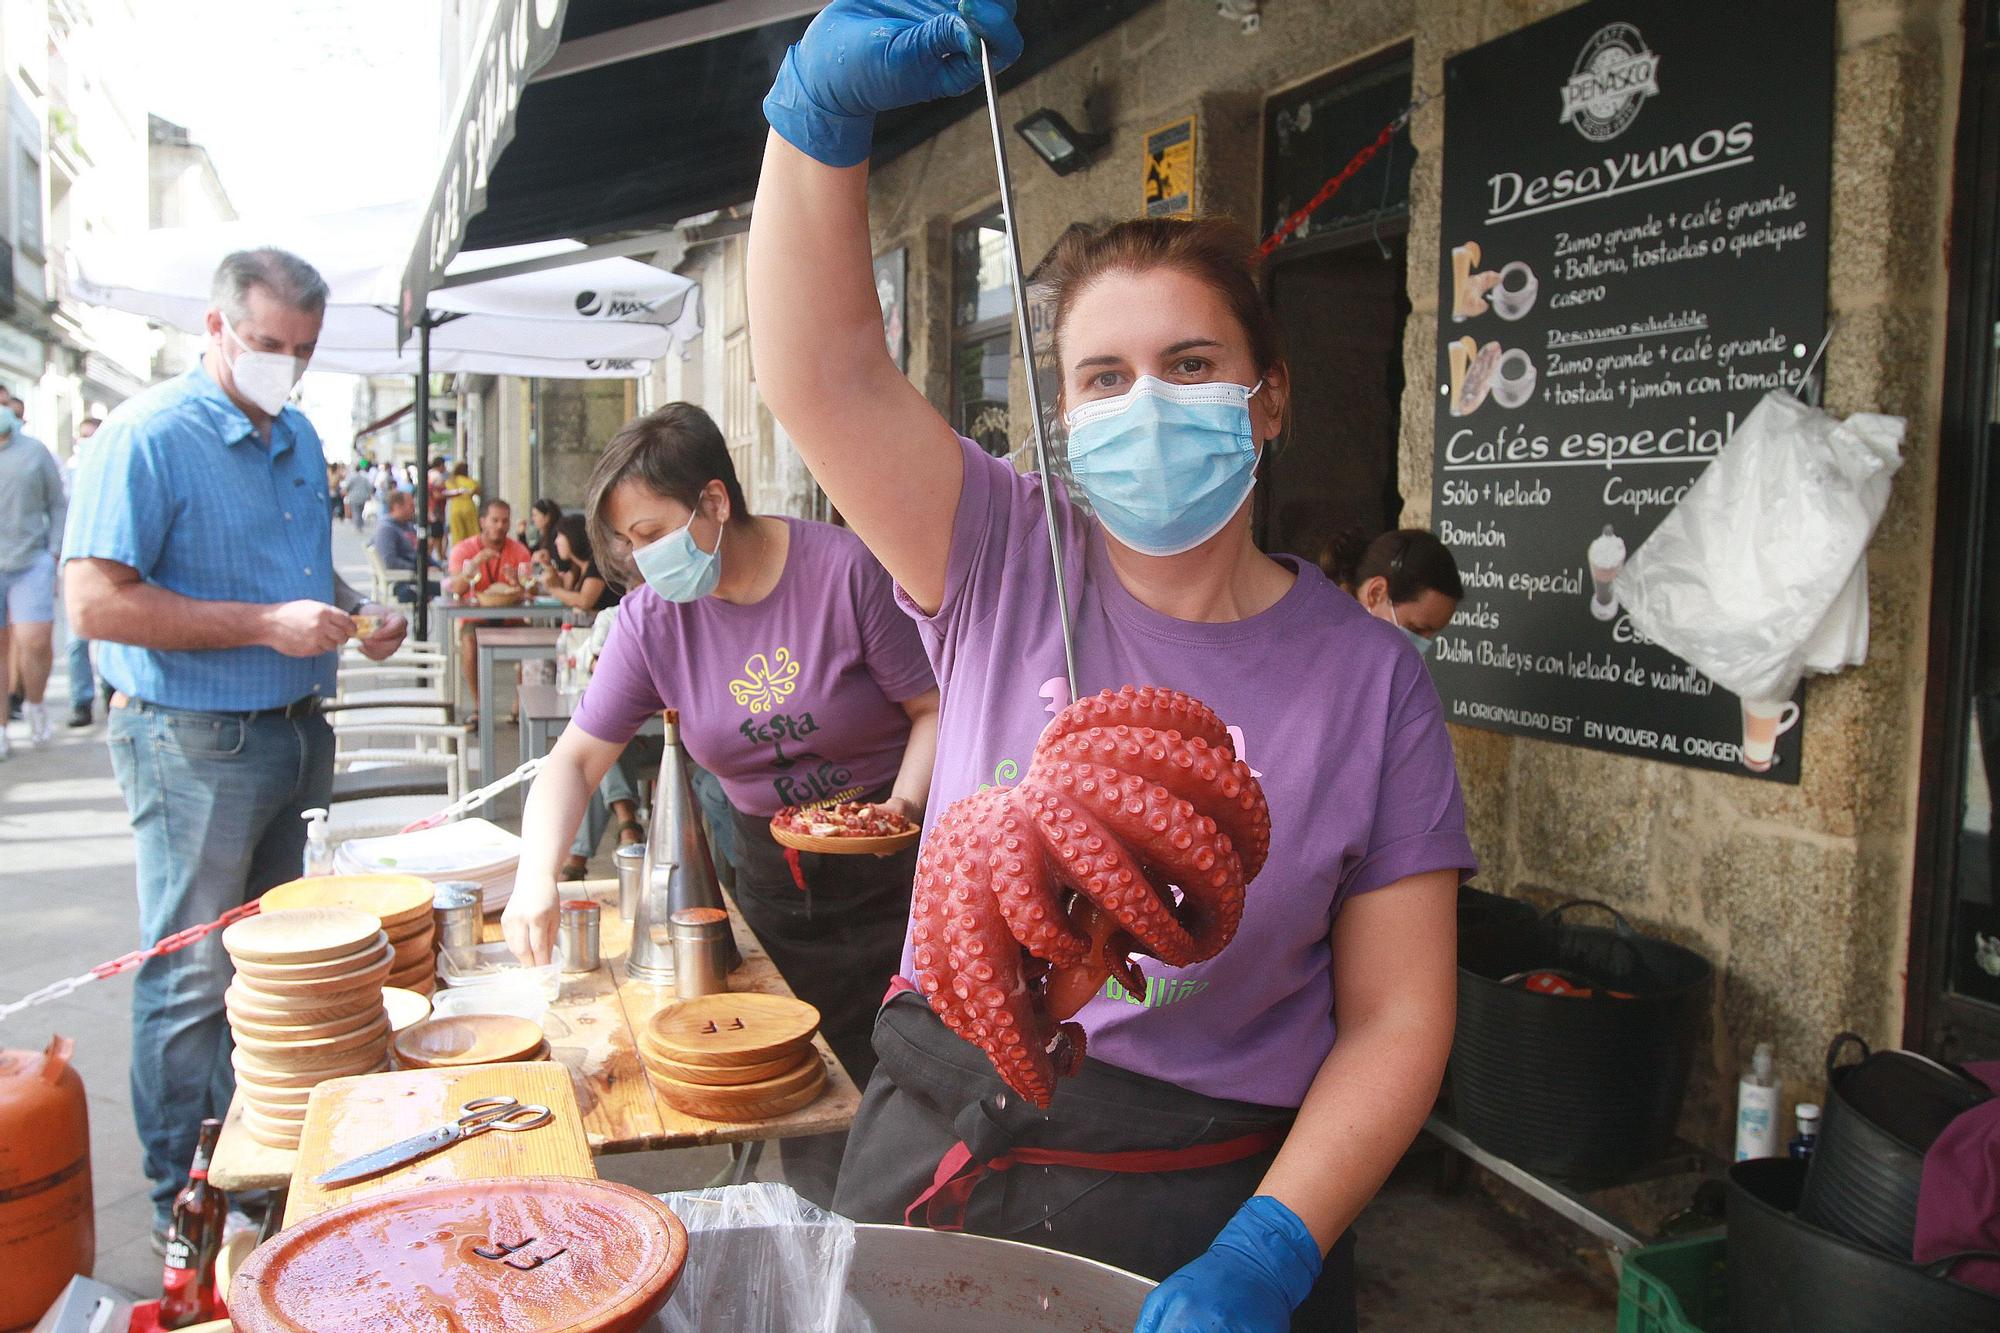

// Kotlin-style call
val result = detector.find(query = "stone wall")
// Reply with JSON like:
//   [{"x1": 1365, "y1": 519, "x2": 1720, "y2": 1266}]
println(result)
[{"x1": 864, "y1": 0, "x2": 1963, "y2": 1156}]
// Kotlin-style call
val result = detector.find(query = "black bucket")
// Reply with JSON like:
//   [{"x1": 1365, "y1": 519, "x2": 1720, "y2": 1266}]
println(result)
[
  {"x1": 1728, "y1": 1157, "x2": 2000, "y2": 1331},
  {"x1": 1450, "y1": 898, "x2": 1711, "y2": 1183},
  {"x1": 1795, "y1": 1032, "x2": 1991, "y2": 1258}
]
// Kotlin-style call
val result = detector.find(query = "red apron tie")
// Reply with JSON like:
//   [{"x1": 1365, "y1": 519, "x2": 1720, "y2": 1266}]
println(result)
[
  {"x1": 783, "y1": 845, "x2": 810, "y2": 893},
  {"x1": 883, "y1": 974, "x2": 919, "y2": 1005},
  {"x1": 905, "y1": 1124, "x2": 1288, "y2": 1231}
]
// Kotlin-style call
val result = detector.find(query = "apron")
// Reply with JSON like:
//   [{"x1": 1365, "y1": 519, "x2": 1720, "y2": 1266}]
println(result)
[
  {"x1": 835, "y1": 991, "x2": 1358, "y2": 1332},
  {"x1": 726, "y1": 784, "x2": 916, "y2": 1205}
]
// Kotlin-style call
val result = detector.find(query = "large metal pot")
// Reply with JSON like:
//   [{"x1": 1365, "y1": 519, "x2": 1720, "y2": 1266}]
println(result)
[{"x1": 843, "y1": 1225, "x2": 1153, "y2": 1331}]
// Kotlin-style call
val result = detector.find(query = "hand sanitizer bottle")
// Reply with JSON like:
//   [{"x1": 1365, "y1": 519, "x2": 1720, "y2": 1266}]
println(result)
[
  {"x1": 1734, "y1": 1041, "x2": 1781, "y2": 1161},
  {"x1": 300, "y1": 808, "x2": 334, "y2": 878}
]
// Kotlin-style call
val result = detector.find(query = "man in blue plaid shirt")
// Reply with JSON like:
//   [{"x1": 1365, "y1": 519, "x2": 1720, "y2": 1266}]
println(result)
[{"x1": 64, "y1": 248, "x2": 408, "y2": 1239}]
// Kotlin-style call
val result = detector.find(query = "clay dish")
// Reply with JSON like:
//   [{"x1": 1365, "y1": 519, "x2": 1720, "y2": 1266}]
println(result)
[
  {"x1": 223, "y1": 908, "x2": 382, "y2": 966},
  {"x1": 381, "y1": 987, "x2": 432, "y2": 1032},
  {"x1": 261, "y1": 875, "x2": 435, "y2": 932},
  {"x1": 228, "y1": 1177, "x2": 688, "y2": 1333},
  {"x1": 233, "y1": 935, "x2": 390, "y2": 984},
  {"x1": 644, "y1": 994, "x2": 820, "y2": 1069},
  {"x1": 393, "y1": 1015, "x2": 545, "y2": 1070}
]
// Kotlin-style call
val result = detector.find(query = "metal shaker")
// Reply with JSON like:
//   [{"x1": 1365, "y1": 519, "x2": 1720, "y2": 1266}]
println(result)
[
  {"x1": 670, "y1": 907, "x2": 731, "y2": 999},
  {"x1": 432, "y1": 882, "x2": 483, "y2": 950},
  {"x1": 614, "y1": 844, "x2": 646, "y2": 921},
  {"x1": 559, "y1": 898, "x2": 602, "y2": 974}
]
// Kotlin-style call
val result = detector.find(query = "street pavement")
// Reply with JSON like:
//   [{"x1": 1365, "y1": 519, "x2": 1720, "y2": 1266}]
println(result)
[{"x1": 0, "y1": 520, "x2": 1614, "y2": 1325}]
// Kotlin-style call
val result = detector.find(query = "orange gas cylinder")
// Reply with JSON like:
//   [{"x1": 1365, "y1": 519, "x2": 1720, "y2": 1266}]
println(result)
[{"x1": 0, "y1": 1036, "x2": 93, "y2": 1330}]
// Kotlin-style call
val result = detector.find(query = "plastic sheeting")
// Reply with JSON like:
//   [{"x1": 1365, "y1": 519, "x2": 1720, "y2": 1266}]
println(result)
[
  {"x1": 1612, "y1": 391, "x2": 1903, "y2": 704},
  {"x1": 647, "y1": 1183, "x2": 868, "y2": 1333}
]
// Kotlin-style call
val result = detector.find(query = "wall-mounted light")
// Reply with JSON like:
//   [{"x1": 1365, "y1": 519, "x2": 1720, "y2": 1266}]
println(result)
[{"x1": 1014, "y1": 109, "x2": 1110, "y2": 177}]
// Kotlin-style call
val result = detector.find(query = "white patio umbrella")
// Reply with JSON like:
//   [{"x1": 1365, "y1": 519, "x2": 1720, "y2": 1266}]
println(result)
[
  {"x1": 61, "y1": 201, "x2": 701, "y2": 632},
  {"x1": 62, "y1": 201, "x2": 700, "y2": 375}
]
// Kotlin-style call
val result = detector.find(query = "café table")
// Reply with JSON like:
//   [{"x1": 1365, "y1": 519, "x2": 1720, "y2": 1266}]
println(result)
[
  {"x1": 433, "y1": 594, "x2": 570, "y2": 712},
  {"x1": 474, "y1": 626, "x2": 562, "y2": 793},
  {"x1": 515, "y1": 682, "x2": 665, "y2": 768},
  {"x1": 207, "y1": 880, "x2": 862, "y2": 1195}
]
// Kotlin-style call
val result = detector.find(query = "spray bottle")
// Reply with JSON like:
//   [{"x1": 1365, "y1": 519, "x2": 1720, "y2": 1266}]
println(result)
[
  {"x1": 1734, "y1": 1041, "x2": 1782, "y2": 1161},
  {"x1": 300, "y1": 808, "x2": 333, "y2": 878}
]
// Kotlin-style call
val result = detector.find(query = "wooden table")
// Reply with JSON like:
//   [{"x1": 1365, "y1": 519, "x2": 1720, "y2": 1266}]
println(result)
[{"x1": 208, "y1": 880, "x2": 862, "y2": 1192}]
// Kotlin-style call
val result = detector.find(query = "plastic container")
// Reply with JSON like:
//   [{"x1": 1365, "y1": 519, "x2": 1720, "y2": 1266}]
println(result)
[
  {"x1": 1617, "y1": 1232, "x2": 1725, "y2": 1333},
  {"x1": 1452, "y1": 896, "x2": 1713, "y2": 1183},
  {"x1": 1728, "y1": 1156, "x2": 2000, "y2": 1331},
  {"x1": 437, "y1": 941, "x2": 561, "y2": 1002},
  {"x1": 1735, "y1": 1041, "x2": 1781, "y2": 1161},
  {"x1": 428, "y1": 979, "x2": 551, "y2": 1026}
]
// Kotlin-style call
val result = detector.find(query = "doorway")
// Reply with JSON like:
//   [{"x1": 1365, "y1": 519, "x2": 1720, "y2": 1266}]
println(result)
[
  {"x1": 1909, "y1": 0, "x2": 2000, "y2": 1061},
  {"x1": 1255, "y1": 49, "x2": 1414, "y2": 566}
]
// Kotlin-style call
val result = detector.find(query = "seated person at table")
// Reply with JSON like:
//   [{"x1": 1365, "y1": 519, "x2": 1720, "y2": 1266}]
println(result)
[
  {"x1": 369, "y1": 490, "x2": 439, "y2": 604},
  {"x1": 1318, "y1": 527, "x2": 1463, "y2": 654},
  {"x1": 448, "y1": 498, "x2": 532, "y2": 718}
]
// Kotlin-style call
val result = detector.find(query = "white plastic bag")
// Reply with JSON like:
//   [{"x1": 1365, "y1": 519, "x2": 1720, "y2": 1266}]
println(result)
[
  {"x1": 646, "y1": 1183, "x2": 870, "y2": 1333},
  {"x1": 1612, "y1": 391, "x2": 1903, "y2": 703}
]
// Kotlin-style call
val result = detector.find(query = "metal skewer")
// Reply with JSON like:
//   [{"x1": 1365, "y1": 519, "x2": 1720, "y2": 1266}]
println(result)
[{"x1": 979, "y1": 39, "x2": 1080, "y2": 704}]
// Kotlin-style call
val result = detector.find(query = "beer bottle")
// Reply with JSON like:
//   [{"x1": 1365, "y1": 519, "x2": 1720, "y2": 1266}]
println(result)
[{"x1": 158, "y1": 1117, "x2": 225, "y2": 1327}]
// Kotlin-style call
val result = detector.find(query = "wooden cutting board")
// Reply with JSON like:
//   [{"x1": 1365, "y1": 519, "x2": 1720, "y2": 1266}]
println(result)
[{"x1": 284, "y1": 1061, "x2": 593, "y2": 1228}]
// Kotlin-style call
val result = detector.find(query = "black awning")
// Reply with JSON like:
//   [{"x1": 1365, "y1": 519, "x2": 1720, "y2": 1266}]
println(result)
[{"x1": 432, "y1": 0, "x2": 1157, "y2": 260}]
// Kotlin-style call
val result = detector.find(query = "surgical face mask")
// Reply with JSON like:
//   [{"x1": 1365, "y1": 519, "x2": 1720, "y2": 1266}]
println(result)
[
  {"x1": 0, "y1": 406, "x2": 19, "y2": 438},
  {"x1": 1063, "y1": 376, "x2": 1264, "y2": 557},
  {"x1": 1389, "y1": 604, "x2": 1434, "y2": 658},
  {"x1": 220, "y1": 317, "x2": 306, "y2": 416},
  {"x1": 633, "y1": 513, "x2": 723, "y2": 603}
]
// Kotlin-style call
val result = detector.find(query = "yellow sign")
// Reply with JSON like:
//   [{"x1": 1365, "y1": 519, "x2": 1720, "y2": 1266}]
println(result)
[{"x1": 1144, "y1": 116, "x2": 1197, "y2": 218}]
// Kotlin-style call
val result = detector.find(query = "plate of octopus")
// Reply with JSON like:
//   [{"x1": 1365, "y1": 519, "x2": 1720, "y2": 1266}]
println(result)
[{"x1": 768, "y1": 801, "x2": 920, "y2": 856}]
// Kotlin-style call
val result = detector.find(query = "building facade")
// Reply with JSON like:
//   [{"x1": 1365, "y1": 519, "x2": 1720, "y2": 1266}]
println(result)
[{"x1": 759, "y1": 0, "x2": 1964, "y2": 1162}]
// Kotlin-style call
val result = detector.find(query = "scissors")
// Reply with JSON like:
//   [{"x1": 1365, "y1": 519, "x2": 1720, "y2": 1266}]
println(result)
[{"x1": 313, "y1": 1096, "x2": 553, "y2": 1187}]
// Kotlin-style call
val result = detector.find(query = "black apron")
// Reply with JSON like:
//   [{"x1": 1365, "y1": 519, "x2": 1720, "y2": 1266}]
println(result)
[
  {"x1": 835, "y1": 993, "x2": 1358, "y2": 1332},
  {"x1": 727, "y1": 785, "x2": 915, "y2": 1205}
]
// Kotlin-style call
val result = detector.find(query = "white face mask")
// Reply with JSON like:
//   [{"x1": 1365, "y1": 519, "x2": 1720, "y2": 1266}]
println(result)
[{"x1": 219, "y1": 317, "x2": 306, "y2": 416}]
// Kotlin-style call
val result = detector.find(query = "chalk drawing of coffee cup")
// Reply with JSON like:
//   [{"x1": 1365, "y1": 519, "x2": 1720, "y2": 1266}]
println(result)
[
  {"x1": 1490, "y1": 348, "x2": 1537, "y2": 409},
  {"x1": 1587, "y1": 525, "x2": 1626, "y2": 622},
  {"x1": 1738, "y1": 697, "x2": 1801, "y2": 773},
  {"x1": 1449, "y1": 338, "x2": 1502, "y2": 417},
  {"x1": 1489, "y1": 261, "x2": 1539, "y2": 321}
]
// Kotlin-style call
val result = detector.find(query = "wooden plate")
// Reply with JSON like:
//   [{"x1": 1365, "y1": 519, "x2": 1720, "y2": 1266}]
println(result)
[
  {"x1": 386, "y1": 959, "x2": 438, "y2": 991},
  {"x1": 241, "y1": 1110, "x2": 303, "y2": 1149},
  {"x1": 261, "y1": 875, "x2": 436, "y2": 931},
  {"x1": 385, "y1": 915, "x2": 434, "y2": 945},
  {"x1": 389, "y1": 932, "x2": 434, "y2": 971},
  {"x1": 223, "y1": 908, "x2": 383, "y2": 965},
  {"x1": 381, "y1": 987, "x2": 432, "y2": 1032},
  {"x1": 228, "y1": 1004, "x2": 386, "y2": 1045},
  {"x1": 643, "y1": 993, "x2": 820, "y2": 1069},
  {"x1": 228, "y1": 1177, "x2": 688, "y2": 1333},
  {"x1": 234, "y1": 1015, "x2": 390, "y2": 1065},
  {"x1": 235, "y1": 1055, "x2": 389, "y2": 1091},
  {"x1": 768, "y1": 819, "x2": 921, "y2": 857},
  {"x1": 233, "y1": 935, "x2": 390, "y2": 984},
  {"x1": 653, "y1": 1056, "x2": 827, "y2": 1122},
  {"x1": 239, "y1": 1080, "x2": 316, "y2": 1107},
  {"x1": 232, "y1": 950, "x2": 394, "y2": 998},
  {"x1": 225, "y1": 983, "x2": 384, "y2": 1027},
  {"x1": 233, "y1": 1032, "x2": 388, "y2": 1080},
  {"x1": 393, "y1": 1015, "x2": 545, "y2": 1070},
  {"x1": 641, "y1": 1045, "x2": 810, "y2": 1087},
  {"x1": 241, "y1": 1094, "x2": 310, "y2": 1123}
]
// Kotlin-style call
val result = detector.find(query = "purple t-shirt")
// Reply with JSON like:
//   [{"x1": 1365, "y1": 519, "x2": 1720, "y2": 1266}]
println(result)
[
  {"x1": 897, "y1": 438, "x2": 1477, "y2": 1107},
  {"x1": 572, "y1": 517, "x2": 936, "y2": 817}
]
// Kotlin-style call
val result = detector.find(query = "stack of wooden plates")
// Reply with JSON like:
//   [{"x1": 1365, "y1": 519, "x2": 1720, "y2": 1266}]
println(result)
[
  {"x1": 639, "y1": 994, "x2": 828, "y2": 1122},
  {"x1": 261, "y1": 875, "x2": 438, "y2": 996},
  {"x1": 221, "y1": 908, "x2": 393, "y2": 1148},
  {"x1": 392, "y1": 1014, "x2": 548, "y2": 1070}
]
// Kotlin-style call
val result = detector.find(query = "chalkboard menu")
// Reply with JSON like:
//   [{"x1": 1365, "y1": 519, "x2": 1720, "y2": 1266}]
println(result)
[{"x1": 1429, "y1": 0, "x2": 1833, "y2": 782}]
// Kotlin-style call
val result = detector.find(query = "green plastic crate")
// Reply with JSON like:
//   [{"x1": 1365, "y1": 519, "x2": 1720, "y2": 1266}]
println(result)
[{"x1": 1617, "y1": 1232, "x2": 1727, "y2": 1333}]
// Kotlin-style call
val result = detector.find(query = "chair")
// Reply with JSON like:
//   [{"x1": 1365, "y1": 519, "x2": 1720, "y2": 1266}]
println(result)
[{"x1": 324, "y1": 704, "x2": 472, "y2": 843}]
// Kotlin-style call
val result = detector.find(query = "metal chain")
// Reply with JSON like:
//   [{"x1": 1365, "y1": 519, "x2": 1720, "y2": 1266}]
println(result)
[{"x1": 1258, "y1": 93, "x2": 1430, "y2": 258}]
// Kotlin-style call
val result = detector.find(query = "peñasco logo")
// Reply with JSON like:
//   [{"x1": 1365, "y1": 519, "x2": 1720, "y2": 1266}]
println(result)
[{"x1": 1559, "y1": 22, "x2": 1659, "y2": 142}]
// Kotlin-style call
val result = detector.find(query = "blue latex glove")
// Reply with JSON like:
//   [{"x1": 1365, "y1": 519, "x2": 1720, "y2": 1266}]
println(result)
[
  {"x1": 1133, "y1": 1195, "x2": 1323, "y2": 1333},
  {"x1": 763, "y1": 0, "x2": 1024, "y2": 167}
]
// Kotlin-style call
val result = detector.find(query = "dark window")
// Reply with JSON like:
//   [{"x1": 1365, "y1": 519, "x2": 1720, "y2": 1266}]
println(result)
[{"x1": 952, "y1": 209, "x2": 1012, "y2": 456}]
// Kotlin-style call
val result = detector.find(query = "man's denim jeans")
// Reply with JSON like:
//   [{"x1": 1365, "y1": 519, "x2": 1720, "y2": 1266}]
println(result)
[
  {"x1": 66, "y1": 632, "x2": 93, "y2": 709},
  {"x1": 107, "y1": 701, "x2": 333, "y2": 1223}
]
